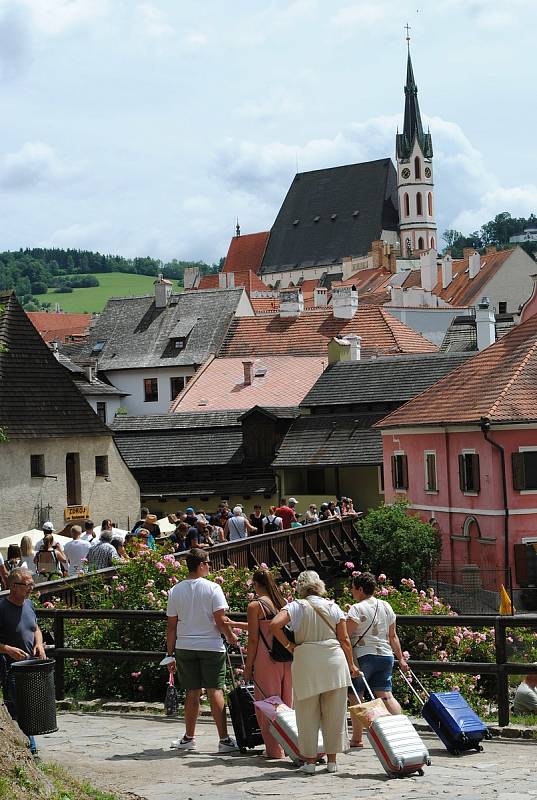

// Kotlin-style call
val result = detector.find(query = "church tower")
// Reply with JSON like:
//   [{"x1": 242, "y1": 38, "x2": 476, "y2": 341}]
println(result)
[{"x1": 396, "y1": 38, "x2": 437, "y2": 257}]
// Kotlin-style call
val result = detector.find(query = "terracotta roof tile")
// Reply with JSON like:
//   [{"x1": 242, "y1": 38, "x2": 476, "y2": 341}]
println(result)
[
  {"x1": 434, "y1": 250, "x2": 513, "y2": 306},
  {"x1": 170, "y1": 355, "x2": 326, "y2": 412},
  {"x1": 27, "y1": 311, "x2": 92, "y2": 343},
  {"x1": 223, "y1": 232, "x2": 270, "y2": 275},
  {"x1": 377, "y1": 311, "x2": 537, "y2": 427},
  {"x1": 196, "y1": 270, "x2": 269, "y2": 293},
  {"x1": 219, "y1": 306, "x2": 437, "y2": 358},
  {"x1": 250, "y1": 297, "x2": 280, "y2": 313}
]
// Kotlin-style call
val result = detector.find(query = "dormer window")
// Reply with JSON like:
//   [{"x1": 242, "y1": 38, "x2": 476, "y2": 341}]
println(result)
[
  {"x1": 91, "y1": 340, "x2": 105, "y2": 355},
  {"x1": 173, "y1": 338, "x2": 186, "y2": 350}
]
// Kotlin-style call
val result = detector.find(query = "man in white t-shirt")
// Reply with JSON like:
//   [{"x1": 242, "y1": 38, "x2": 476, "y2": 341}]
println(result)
[
  {"x1": 63, "y1": 525, "x2": 91, "y2": 576},
  {"x1": 513, "y1": 674, "x2": 537, "y2": 714},
  {"x1": 346, "y1": 572, "x2": 409, "y2": 748},
  {"x1": 166, "y1": 548, "x2": 238, "y2": 752}
]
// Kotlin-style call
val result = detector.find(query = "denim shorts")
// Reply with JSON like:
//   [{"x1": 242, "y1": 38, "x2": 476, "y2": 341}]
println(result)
[{"x1": 352, "y1": 654, "x2": 394, "y2": 694}]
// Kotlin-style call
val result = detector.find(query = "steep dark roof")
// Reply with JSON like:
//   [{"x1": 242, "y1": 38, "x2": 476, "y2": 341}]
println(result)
[
  {"x1": 81, "y1": 288, "x2": 248, "y2": 370},
  {"x1": 440, "y1": 315, "x2": 516, "y2": 352},
  {"x1": 114, "y1": 427, "x2": 243, "y2": 469},
  {"x1": 396, "y1": 50, "x2": 433, "y2": 160},
  {"x1": 272, "y1": 414, "x2": 383, "y2": 467},
  {"x1": 111, "y1": 411, "x2": 242, "y2": 432},
  {"x1": 0, "y1": 292, "x2": 110, "y2": 439},
  {"x1": 260, "y1": 159, "x2": 399, "y2": 275},
  {"x1": 302, "y1": 352, "x2": 472, "y2": 407},
  {"x1": 139, "y1": 473, "x2": 276, "y2": 498}
]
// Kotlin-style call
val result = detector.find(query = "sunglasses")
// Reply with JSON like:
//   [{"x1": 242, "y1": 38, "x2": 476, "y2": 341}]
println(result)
[{"x1": 14, "y1": 582, "x2": 34, "y2": 589}]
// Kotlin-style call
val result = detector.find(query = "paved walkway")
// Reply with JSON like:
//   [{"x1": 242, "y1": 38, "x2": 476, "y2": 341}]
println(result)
[{"x1": 42, "y1": 712, "x2": 536, "y2": 800}]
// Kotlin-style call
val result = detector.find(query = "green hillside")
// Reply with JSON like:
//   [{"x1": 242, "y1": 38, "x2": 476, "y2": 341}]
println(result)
[{"x1": 34, "y1": 272, "x2": 182, "y2": 312}]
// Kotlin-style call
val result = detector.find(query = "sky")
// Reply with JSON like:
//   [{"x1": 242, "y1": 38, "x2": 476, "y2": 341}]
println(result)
[{"x1": 0, "y1": 0, "x2": 536, "y2": 264}]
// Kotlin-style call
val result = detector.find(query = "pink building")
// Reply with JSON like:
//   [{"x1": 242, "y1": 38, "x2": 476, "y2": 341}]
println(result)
[{"x1": 377, "y1": 311, "x2": 537, "y2": 593}]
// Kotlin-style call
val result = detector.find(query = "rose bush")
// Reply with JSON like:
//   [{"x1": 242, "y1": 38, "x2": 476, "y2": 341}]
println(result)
[{"x1": 36, "y1": 549, "x2": 537, "y2": 715}]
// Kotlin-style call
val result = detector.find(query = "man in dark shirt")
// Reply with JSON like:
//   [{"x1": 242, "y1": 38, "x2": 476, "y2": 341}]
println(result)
[
  {"x1": 0, "y1": 568, "x2": 46, "y2": 754},
  {"x1": 185, "y1": 519, "x2": 211, "y2": 549}
]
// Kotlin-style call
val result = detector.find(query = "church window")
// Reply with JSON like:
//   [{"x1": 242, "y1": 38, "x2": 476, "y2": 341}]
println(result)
[
  {"x1": 418, "y1": 236, "x2": 424, "y2": 250},
  {"x1": 416, "y1": 193, "x2": 423, "y2": 216},
  {"x1": 428, "y1": 192, "x2": 433, "y2": 216},
  {"x1": 431, "y1": 236, "x2": 435, "y2": 249},
  {"x1": 414, "y1": 157, "x2": 421, "y2": 180},
  {"x1": 404, "y1": 193, "x2": 410, "y2": 217}
]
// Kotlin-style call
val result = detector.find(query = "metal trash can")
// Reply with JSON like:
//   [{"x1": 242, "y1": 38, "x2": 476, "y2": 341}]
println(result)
[{"x1": 11, "y1": 658, "x2": 58, "y2": 736}]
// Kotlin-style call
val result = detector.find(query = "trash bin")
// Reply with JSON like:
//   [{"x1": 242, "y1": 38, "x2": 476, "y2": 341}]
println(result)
[{"x1": 11, "y1": 658, "x2": 58, "y2": 736}]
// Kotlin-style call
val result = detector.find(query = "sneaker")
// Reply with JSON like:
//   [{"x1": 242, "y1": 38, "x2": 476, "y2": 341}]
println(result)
[
  {"x1": 170, "y1": 735, "x2": 197, "y2": 750},
  {"x1": 299, "y1": 763, "x2": 316, "y2": 775},
  {"x1": 218, "y1": 736, "x2": 239, "y2": 752},
  {"x1": 326, "y1": 763, "x2": 337, "y2": 773}
]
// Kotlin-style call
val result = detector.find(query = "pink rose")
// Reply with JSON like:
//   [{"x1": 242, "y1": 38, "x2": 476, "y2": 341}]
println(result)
[
  {"x1": 403, "y1": 651, "x2": 410, "y2": 659},
  {"x1": 420, "y1": 602, "x2": 433, "y2": 612},
  {"x1": 43, "y1": 601, "x2": 54, "y2": 609},
  {"x1": 247, "y1": 592, "x2": 255, "y2": 600},
  {"x1": 352, "y1": 570, "x2": 361, "y2": 577},
  {"x1": 214, "y1": 576, "x2": 224, "y2": 584},
  {"x1": 131, "y1": 671, "x2": 141, "y2": 679},
  {"x1": 116, "y1": 584, "x2": 126, "y2": 592},
  {"x1": 432, "y1": 671, "x2": 441, "y2": 677},
  {"x1": 345, "y1": 561, "x2": 354, "y2": 570},
  {"x1": 379, "y1": 587, "x2": 389, "y2": 596},
  {"x1": 377, "y1": 573, "x2": 386, "y2": 582},
  {"x1": 260, "y1": 562, "x2": 268, "y2": 569}
]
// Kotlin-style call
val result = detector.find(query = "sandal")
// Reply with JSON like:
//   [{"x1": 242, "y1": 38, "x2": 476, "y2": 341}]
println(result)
[{"x1": 349, "y1": 740, "x2": 364, "y2": 749}]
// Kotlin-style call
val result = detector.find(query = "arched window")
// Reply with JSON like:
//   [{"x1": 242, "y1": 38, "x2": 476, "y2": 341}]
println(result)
[
  {"x1": 414, "y1": 156, "x2": 421, "y2": 180},
  {"x1": 416, "y1": 192, "x2": 423, "y2": 216},
  {"x1": 428, "y1": 192, "x2": 433, "y2": 216},
  {"x1": 431, "y1": 236, "x2": 435, "y2": 249},
  {"x1": 404, "y1": 192, "x2": 410, "y2": 217},
  {"x1": 418, "y1": 236, "x2": 424, "y2": 250}
]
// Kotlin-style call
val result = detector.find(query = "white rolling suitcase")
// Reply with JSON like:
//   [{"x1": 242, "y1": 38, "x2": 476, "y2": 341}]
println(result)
[
  {"x1": 269, "y1": 705, "x2": 325, "y2": 765},
  {"x1": 350, "y1": 675, "x2": 430, "y2": 778}
]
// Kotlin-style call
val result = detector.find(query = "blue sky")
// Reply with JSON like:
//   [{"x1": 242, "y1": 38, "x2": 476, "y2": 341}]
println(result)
[{"x1": 0, "y1": 0, "x2": 536, "y2": 262}]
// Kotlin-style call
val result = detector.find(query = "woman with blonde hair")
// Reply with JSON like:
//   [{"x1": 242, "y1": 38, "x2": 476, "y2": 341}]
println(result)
[
  {"x1": 237, "y1": 569, "x2": 293, "y2": 758},
  {"x1": 270, "y1": 570, "x2": 358, "y2": 774}
]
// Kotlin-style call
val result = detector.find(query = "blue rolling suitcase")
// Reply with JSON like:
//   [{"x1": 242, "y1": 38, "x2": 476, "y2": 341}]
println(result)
[{"x1": 401, "y1": 670, "x2": 490, "y2": 755}]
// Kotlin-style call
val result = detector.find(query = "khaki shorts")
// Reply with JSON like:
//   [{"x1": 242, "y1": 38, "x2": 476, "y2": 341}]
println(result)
[{"x1": 176, "y1": 649, "x2": 227, "y2": 690}]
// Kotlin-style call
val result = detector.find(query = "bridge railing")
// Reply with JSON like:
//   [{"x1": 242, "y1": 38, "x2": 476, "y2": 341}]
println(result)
[{"x1": 36, "y1": 606, "x2": 537, "y2": 727}]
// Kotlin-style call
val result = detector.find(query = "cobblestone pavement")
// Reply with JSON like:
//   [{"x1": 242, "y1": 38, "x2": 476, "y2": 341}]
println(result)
[{"x1": 41, "y1": 712, "x2": 536, "y2": 800}]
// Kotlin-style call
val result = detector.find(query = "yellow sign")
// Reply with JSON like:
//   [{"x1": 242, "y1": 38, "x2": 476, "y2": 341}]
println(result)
[{"x1": 64, "y1": 505, "x2": 90, "y2": 522}]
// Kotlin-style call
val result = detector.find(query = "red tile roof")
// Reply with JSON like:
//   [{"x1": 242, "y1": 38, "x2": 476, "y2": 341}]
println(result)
[
  {"x1": 332, "y1": 267, "x2": 393, "y2": 305},
  {"x1": 433, "y1": 249, "x2": 513, "y2": 306},
  {"x1": 219, "y1": 306, "x2": 437, "y2": 358},
  {"x1": 377, "y1": 312, "x2": 537, "y2": 427},
  {"x1": 26, "y1": 311, "x2": 92, "y2": 343},
  {"x1": 196, "y1": 270, "x2": 269, "y2": 293},
  {"x1": 223, "y1": 232, "x2": 270, "y2": 275},
  {"x1": 250, "y1": 297, "x2": 280, "y2": 313},
  {"x1": 170, "y1": 355, "x2": 326, "y2": 412}
]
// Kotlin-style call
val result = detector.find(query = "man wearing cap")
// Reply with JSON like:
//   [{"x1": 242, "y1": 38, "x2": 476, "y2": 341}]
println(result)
[
  {"x1": 0, "y1": 567, "x2": 46, "y2": 755},
  {"x1": 275, "y1": 498, "x2": 298, "y2": 531},
  {"x1": 143, "y1": 514, "x2": 161, "y2": 540},
  {"x1": 34, "y1": 522, "x2": 63, "y2": 554},
  {"x1": 184, "y1": 507, "x2": 198, "y2": 527}
]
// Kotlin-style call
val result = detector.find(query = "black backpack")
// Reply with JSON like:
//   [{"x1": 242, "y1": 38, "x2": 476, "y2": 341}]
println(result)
[
  {"x1": 256, "y1": 599, "x2": 295, "y2": 662},
  {"x1": 263, "y1": 515, "x2": 279, "y2": 533}
]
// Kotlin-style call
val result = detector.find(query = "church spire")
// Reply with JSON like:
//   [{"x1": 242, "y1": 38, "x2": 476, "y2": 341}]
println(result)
[{"x1": 396, "y1": 41, "x2": 432, "y2": 160}]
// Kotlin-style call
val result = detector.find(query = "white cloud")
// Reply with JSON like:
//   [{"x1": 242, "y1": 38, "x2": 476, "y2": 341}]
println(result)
[
  {"x1": 0, "y1": 4, "x2": 31, "y2": 79},
  {"x1": 238, "y1": 90, "x2": 303, "y2": 123},
  {"x1": 0, "y1": 142, "x2": 82, "y2": 190},
  {"x1": 331, "y1": 2, "x2": 390, "y2": 29},
  {"x1": 18, "y1": 0, "x2": 109, "y2": 36},
  {"x1": 138, "y1": 2, "x2": 173, "y2": 37},
  {"x1": 43, "y1": 221, "x2": 111, "y2": 249}
]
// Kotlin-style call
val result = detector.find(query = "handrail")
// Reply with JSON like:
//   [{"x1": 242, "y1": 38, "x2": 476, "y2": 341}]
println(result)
[{"x1": 36, "y1": 606, "x2": 537, "y2": 726}]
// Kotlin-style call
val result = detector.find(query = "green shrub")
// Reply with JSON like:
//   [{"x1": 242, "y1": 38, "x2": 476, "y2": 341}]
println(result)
[{"x1": 359, "y1": 502, "x2": 441, "y2": 586}]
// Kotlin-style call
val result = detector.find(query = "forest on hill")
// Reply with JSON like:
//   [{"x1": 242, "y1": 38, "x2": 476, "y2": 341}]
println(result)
[{"x1": 0, "y1": 248, "x2": 224, "y2": 309}]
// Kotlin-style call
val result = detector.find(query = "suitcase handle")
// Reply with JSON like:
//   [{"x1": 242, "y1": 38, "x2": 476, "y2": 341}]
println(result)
[
  {"x1": 349, "y1": 672, "x2": 375, "y2": 704},
  {"x1": 397, "y1": 667, "x2": 429, "y2": 706},
  {"x1": 225, "y1": 640, "x2": 246, "y2": 689}
]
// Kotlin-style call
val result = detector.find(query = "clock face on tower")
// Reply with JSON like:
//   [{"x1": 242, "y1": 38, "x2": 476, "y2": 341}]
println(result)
[
  {"x1": 401, "y1": 167, "x2": 410, "y2": 179},
  {"x1": 425, "y1": 167, "x2": 432, "y2": 178}
]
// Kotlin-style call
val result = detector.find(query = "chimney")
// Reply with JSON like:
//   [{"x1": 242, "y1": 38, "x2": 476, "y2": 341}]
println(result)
[
  {"x1": 469, "y1": 252, "x2": 481, "y2": 279},
  {"x1": 332, "y1": 285, "x2": 358, "y2": 319},
  {"x1": 371, "y1": 240, "x2": 383, "y2": 268},
  {"x1": 183, "y1": 266, "x2": 200, "y2": 290},
  {"x1": 218, "y1": 272, "x2": 235, "y2": 289},
  {"x1": 441, "y1": 253, "x2": 453, "y2": 289},
  {"x1": 345, "y1": 334, "x2": 362, "y2": 361},
  {"x1": 328, "y1": 336, "x2": 351, "y2": 365},
  {"x1": 420, "y1": 249, "x2": 437, "y2": 292},
  {"x1": 313, "y1": 287, "x2": 328, "y2": 307},
  {"x1": 154, "y1": 274, "x2": 172, "y2": 308},
  {"x1": 279, "y1": 288, "x2": 304, "y2": 317},
  {"x1": 243, "y1": 360, "x2": 253, "y2": 385},
  {"x1": 475, "y1": 297, "x2": 495, "y2": 350}
]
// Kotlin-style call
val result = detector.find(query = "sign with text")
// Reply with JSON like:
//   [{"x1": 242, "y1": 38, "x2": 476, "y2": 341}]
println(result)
[{"x1": 64, "y1": 505, "x2": 90, "y2": 522}]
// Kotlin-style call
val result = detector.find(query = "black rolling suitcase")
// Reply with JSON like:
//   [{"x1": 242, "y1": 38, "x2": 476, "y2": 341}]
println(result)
[{"x1": 226, "y1": 646, "x2": 264, "y2": 753}]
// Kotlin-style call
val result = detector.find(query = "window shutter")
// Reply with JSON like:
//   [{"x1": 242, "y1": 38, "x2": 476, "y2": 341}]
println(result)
[
  {"x1": 458, "y1": 454, "x2": 465, "y2": 492},
  {"x1": 401, "y1": 455, "x2": 409, "y2": 489},
  {"x1": 391, "y1": 456, "x2": 397, "y2": 489},
  {"x1": 512, "y1": 452, "x2": 526, "y2": 491},
  {"x1": 471, "y1": 453, "x2": 480, "y2": 493}
]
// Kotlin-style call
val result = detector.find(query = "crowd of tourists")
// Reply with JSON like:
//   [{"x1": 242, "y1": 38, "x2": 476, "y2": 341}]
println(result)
[{"x1": 165, "y1": 548, "x2": 408, "y2": 773}]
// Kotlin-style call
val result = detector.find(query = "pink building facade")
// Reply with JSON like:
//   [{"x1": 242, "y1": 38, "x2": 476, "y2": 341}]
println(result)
[{"x1": 380, "y1": 424, "x2": 537, "y2": 588}]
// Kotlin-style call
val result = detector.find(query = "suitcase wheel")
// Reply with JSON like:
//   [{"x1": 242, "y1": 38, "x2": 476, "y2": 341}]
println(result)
[
  {"x1": 484, "y1": 730, "x2": 493, "y2": 740},
  {"x1": 240, "y1": 747, "x2": 247, "y2": 753},
  {"x1": 477, "y1": 745, "x2": 484, "y2": 753},
  {"x1": 426, "y1": 758, "x2": 432, "y2": 766},
  {"x1": 417, "y1": 769, "x2": 424, "y2": 777},
  {"x1": 451, "y1": 749, "x2": 461, "y2": 756}
]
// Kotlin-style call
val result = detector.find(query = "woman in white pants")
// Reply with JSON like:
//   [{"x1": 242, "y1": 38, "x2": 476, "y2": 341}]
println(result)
[{"x1": 270, "y1": 570, "x2": 358, "y2": 774}]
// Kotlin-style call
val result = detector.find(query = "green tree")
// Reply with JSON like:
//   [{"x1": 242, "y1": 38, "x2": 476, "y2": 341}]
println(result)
[{"x1": 359, "y1": 502, "x2": 441, "y2": 586}]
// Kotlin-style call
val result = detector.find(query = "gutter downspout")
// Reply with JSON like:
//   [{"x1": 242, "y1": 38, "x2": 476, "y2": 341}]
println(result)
[
  {"x1": 480, "y1": 417, "x2": 510, "y2": 584},
  {"x1": 443, "y1": 427, "x2": 454, "y2": 570}
]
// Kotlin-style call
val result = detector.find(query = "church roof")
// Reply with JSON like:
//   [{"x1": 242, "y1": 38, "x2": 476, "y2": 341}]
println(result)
[
  {"x1": 396, "y1": 50, "x2": 433, "y2": 160},
  {"x1": 259, "y1": 159, "x2": 399, "y2": 275},
  {"x1": 223, "y1": 231, "x2": 270, "y2": 275},
  {"x1": 0, "y1": 291, "x2": 109, "y2": 439}
]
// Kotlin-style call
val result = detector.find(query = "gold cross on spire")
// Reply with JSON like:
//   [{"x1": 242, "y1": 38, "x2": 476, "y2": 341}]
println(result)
[{"x1": 405, "y1": 22, "x2": 411, "y2": 50}]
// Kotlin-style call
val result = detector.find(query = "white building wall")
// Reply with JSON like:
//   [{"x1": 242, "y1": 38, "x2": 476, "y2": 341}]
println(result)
[
  {"x1": 0, "y1": 435, "x2": 140, "y2": 537},
  {"x1": 386, "y1": 307, "x2": 467, "y2": 346},
  {"x1": 104, "y1": 367, "x2": 197, "y2": 415},
  {"x1": 398, "y1": 140, "x2": 437, "y2": 254},
  {"x1": 473, "y1": 248, "x2": 537, "y2": 314},
  {"x1": 85, "y1": 395, "x2": 123, "y2": 422}
]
